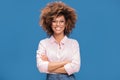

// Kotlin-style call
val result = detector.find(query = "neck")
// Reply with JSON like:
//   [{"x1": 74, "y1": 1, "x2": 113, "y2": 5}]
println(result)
[{"x1": 53, "y1": 34, "x2": 65, "y2": 43}]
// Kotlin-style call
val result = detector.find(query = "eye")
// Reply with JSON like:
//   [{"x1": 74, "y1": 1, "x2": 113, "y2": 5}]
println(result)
[
  {"x1": 60, "y1": 21, "x2": 64, "y2": 22},
  {"x1": 52, "y1": 20, "x2": 56, "y2": 23},
  {"x1": 60, "y1": 20, "x2": 65, "y2": 23}
]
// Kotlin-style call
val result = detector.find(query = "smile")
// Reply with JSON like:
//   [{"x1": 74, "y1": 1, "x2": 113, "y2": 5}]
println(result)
[{"x1": 55, "y1": 27, "x2": 62, "y2": 31}]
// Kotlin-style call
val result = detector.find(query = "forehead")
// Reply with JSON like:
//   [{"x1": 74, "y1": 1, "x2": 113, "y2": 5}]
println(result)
[{"x1": 53, "y1": 15, "x2": 65, "y2": 20}]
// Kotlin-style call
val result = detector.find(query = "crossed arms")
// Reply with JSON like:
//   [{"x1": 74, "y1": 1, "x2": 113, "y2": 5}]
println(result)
[{"x1": 41, "y1": 54, "x2": 70, "y2": 73}]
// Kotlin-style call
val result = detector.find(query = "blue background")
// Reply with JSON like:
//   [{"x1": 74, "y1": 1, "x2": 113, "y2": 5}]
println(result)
[{"x1": 0, "y1": 0, "x2": 120, "y2": 80}]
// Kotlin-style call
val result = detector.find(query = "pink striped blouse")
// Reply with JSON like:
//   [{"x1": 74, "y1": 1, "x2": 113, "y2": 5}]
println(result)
[{"x1": 36, "y1": 36, "x2": 81, "y2": 75}]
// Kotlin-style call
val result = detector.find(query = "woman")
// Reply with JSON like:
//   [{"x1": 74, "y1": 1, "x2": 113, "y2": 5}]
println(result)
[{"x1": 36, "y1": 1, "x2": 81, "y2": 80}]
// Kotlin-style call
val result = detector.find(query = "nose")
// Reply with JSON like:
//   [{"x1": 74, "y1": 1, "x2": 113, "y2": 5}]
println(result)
[{"x1": 56, "y1": 21, "x2": 60, "y2": 25}]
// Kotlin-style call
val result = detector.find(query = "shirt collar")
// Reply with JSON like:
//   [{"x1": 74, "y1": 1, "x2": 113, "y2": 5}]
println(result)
[{"x1": 49, "y1": 35, "x2": 68, "y2": 44}]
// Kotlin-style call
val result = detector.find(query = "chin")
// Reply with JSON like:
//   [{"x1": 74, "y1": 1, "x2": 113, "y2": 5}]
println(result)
[{"x1": 54, "y1": 32, "x2": 63, "y2": 35}]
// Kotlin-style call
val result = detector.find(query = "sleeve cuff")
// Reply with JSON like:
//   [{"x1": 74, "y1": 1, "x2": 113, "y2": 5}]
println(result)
[
  {"x1": 37, "y1": 61, "x2": 49, "y2": 73},
  {"x1": 64, "y1": 64, "x2": 73, "y2": 75}
]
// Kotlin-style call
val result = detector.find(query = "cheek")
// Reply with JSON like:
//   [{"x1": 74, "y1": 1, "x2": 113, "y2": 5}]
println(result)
[
  {"x1": 51, "y1": 26, "x2": 55, "y2": 30},
  {"x1": 51, "y1": 25, "x2": 55, "y2": 29},
  {"x1": 63, "y1": 26, "x2": 66, "y2": 29},
  {"x1": 63, "y1": 27, "x2": 65, "y2": 30}
]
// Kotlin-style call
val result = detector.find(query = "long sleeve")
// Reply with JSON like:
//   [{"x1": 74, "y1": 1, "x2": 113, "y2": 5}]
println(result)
[
  {"x1": 64, "y1": 40, "x2": 81, "y2": 75},
  {"x1": 36, "y1": 41, "x2": 49, "y2": 73}
]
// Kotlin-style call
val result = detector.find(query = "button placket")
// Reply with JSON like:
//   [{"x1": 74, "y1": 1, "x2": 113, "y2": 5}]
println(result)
[{"x1": 57, "y1": 43, "x2": 62, "y2": 60}]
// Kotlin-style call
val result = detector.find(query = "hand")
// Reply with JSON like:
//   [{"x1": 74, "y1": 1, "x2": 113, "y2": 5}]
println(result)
[{"x1": 41, "y1": 54, "x2": 48, "y2": 61}]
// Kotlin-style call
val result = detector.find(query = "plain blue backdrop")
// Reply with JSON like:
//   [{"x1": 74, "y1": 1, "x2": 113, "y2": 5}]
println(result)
[{"x1": 0, "y1": 0, "x2": 120, "y2": 80}]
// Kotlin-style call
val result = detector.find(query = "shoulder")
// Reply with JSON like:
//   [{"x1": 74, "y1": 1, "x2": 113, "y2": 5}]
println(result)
[
  {"x1": 40, "y1": 38, "x2": 49, "y2": 43},
  {"x1": 38, "y1": 37, "x2": 50, "y2": 46},
  {"x1": 67, "y1": 37, "x2": 80, "y2": 47},
  {"x1": 67, "y1": 37, "x2": 79, "y2": 44}
]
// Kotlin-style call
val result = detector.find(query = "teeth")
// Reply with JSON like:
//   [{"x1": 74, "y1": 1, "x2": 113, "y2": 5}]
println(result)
[{"x1": 55, "y1": 27, "x2": 61, "y2": 30}]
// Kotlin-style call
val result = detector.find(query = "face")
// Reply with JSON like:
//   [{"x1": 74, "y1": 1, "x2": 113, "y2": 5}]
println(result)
[{"x1": 51, "y1": 15, "x2": 66, "y2": 36}]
